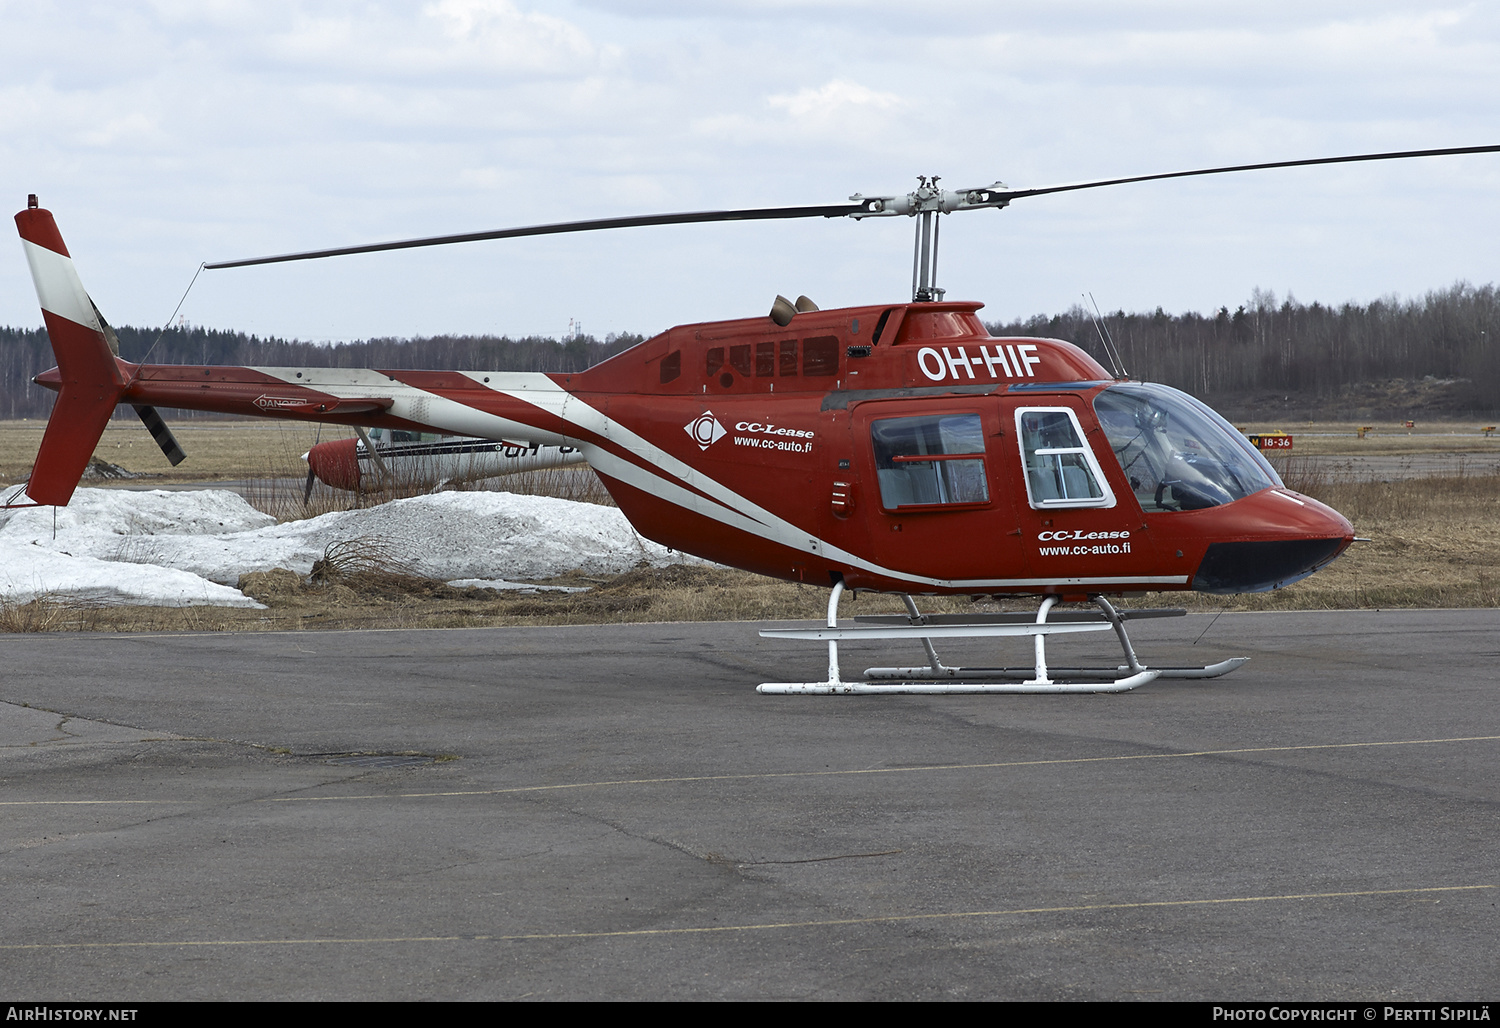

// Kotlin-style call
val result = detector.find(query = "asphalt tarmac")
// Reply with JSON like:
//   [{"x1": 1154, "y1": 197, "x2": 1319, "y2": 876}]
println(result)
[{"x1": 2, "y1": 610, "x2": 1497, "y2": 1001}]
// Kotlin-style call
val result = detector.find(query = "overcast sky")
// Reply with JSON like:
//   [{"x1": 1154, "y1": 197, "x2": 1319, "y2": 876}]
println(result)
[{"x1": 2, "y1": 1, "x2": 1497, "y2": 343}]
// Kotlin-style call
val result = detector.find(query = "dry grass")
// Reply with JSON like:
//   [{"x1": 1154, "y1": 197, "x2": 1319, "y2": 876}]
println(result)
[
  {"x1": 0, "y1": 596, "x2": 95, "y2": 632},
  {"x1": 0, "y1": 418, "x2": 355, "y2": 484},
  {"x1": 1153, "y1": 466, "x2": 1500, "y2": 611}
]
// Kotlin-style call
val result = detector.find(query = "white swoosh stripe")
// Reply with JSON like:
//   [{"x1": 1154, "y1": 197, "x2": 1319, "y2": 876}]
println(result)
[{"x1": 493, "y1": 379, "x2": 1189, "y2": 591}]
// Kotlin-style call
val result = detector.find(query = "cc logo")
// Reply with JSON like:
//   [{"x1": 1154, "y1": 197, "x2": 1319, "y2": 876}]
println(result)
[{"x1": 685, "y1": 412, "x2": 727, "y2": 450}]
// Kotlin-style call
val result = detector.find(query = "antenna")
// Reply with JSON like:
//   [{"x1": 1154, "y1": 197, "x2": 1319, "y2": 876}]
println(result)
[{"x1": 1086, "y1": 292, "x2": 1128, "y2": 380}]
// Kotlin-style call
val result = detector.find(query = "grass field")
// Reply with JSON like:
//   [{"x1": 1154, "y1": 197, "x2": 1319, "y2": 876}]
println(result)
[
  {"x1": 2, "y1": 417, "x2": 1498, "y2": 630},
  {"x1": 0, "y1": 418, "x2": 353, "y2": 483},
  {"x1": 1236, "y1": 420, "x2": 1500, "y2": 456}
]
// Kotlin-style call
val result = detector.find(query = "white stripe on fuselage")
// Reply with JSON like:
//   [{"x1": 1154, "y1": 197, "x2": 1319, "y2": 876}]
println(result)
[
  {"x1": 247, "y1": 368, "x2": 572, "y2": 447},
  {"x1": 481, "y1": 375, "x2": 1187, "y2": 591}
]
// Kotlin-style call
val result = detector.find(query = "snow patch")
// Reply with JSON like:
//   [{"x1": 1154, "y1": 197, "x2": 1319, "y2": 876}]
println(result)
[{"x1": 0, "y1": 488, "x2": 684, "y2": 608}]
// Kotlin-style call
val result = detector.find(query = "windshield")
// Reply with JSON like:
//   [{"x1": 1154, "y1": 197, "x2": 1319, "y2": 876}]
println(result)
[{"x1": 1092, "y1": 383, "x2": 1281, "y2": 512}]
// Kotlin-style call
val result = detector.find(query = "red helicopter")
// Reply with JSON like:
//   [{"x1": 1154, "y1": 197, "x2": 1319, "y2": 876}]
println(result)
[{"x1": 11, "y1": 145, "x2": 1498, "y2": 693}]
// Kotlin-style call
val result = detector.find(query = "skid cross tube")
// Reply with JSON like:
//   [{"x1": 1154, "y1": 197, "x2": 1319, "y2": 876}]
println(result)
[
  {"x1": 757, "y1": 591, "x2": 1163, "y2": 695},
  {"x1": 861, "y1": 598, "x2": 1249, "y2": 683}
]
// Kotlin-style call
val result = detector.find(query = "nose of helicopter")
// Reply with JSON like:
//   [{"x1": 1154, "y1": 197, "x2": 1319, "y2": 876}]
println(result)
[{"x1": 1189, "y1": 487, "x2": 1355, "y2": 594}]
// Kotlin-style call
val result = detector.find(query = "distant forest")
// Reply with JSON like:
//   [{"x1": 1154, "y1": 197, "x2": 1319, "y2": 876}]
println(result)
[
  {"x1": 987, "y1": 282, "x2": 1500, "y2": 417},
  {"x1": 2, "y1": 281, "x2": 1497, "y2": 420},
  {"x1": 0, "y1": 326, "x2": 643, "y2": 420}
]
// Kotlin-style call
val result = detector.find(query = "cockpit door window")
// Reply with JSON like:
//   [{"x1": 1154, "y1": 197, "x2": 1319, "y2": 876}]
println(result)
[{"x1": 1016, "y1": 406, "x2": 1115, "y2": 509}]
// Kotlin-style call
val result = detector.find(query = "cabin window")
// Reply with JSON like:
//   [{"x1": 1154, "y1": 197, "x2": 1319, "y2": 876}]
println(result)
[
  {"x1": 779, "y1": 339, "x2": 798, "y2": 376},
  {"x1": 660, "y1": 350, "x2": 681, "y2": 384},
  {"x1": 756, "y1": 341, "x2": 775, "y2": 377},
  {"x1": 706, "y1": 347, "x2": 725, "y2": 376},
  {"x1": 730, "y1": 344, "x2": 753, "y2": 377},
  {"x1": 803, "y1": 336, "x2": 839, "y2": 376},
  {"x1": 871, "y1": 413, "x2": 989, "y2": 509},
  {"x1": 1016, "y1": 407, "x2": 1114, "y2": 509}
]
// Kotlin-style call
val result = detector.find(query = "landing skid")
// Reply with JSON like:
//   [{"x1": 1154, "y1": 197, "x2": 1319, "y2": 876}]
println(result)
[
  {"x1": 863, "y1": 658, "x2": 1249, "y2": 682},
  {"x1": 757, "y1": 587, "x2": 1247, "y2": 695}
]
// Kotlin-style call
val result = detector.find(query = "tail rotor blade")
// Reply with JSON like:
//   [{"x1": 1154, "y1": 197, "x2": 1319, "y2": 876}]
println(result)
[{"x1": 133, "y1": 405, "x2": 186, "y2": 466}]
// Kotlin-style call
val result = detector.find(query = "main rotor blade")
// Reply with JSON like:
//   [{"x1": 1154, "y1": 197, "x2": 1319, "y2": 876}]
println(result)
[
  {"x1": 994, "y1": 144, "x2": 1500, "y2": 202},
  {"x1": 205, "y1": 202, "x2": 870, "y2": 269},
  {"x1": 205, "y1": 144, "x2": 1500, "y2": 270}
]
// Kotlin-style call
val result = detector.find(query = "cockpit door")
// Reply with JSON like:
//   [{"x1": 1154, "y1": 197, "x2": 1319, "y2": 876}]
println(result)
[
  {"x1": 848, "y1": 398, "x2": 1029, "y2": 586},
  {"x1": 1003, "y1": 394, "x2": 1163, "y2": 582}
]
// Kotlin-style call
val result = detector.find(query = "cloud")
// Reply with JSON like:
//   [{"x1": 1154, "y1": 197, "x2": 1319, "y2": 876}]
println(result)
[
  {"x1": 260, "y1": 0, "x2": 602, "y2": 79},
  {"x1": 1, "y1": 1, "x2": 1497, "y2": 339},
  {"x1": 768, "y1": 79, "x2": 902, "y2": 121}
]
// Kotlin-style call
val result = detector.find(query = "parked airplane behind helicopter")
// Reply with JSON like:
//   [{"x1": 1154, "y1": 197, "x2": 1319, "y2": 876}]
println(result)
[
  {"x1": 302, "y1": 427, "x2": 584, "y2": 496},
  {"x1": 11, "y1": 144, "x2": 1497, "y2": 692}
]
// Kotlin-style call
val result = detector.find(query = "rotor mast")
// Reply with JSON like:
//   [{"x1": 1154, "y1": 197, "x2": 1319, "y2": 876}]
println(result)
[{"x1": 847, "y1": 176, "x2": 1013, "y2": 302}]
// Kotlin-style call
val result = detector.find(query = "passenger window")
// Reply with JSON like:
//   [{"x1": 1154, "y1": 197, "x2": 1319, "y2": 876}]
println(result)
[
  {"x1": 706, "y1": 347, "x2": 725, "y2": 376},
  {"x1": 756, "y1": 342, "x2": 775, "y2": 377},
  {"x1": 779, "y1": 339, "x2": 798, "y2": 376},
  {"x1": 1016, "y1": 407, "x2": 1114, "y2": 508},
  {"x1": 660, "y1": 350, "x2": 681, "y2": 384},
  {"x1": 730, "y1": 344, "x2": 753, "y2": 377},
  {"x1": 803, "y1": 336, "x2": 839, "y2": 376},
  {"x1": 871, "y1": 413, "x2": 989, "y2": 509}
]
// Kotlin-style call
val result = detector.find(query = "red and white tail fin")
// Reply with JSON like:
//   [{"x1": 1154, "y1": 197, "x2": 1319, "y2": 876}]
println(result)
[{"x1": 11, "y1": 199, "x2": 130, "y2": 507}]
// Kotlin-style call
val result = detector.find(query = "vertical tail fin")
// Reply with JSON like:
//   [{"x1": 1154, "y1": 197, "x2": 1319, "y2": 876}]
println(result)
[{"x1": 13, "y1": 200, "x2": 131, "y2": 506}]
